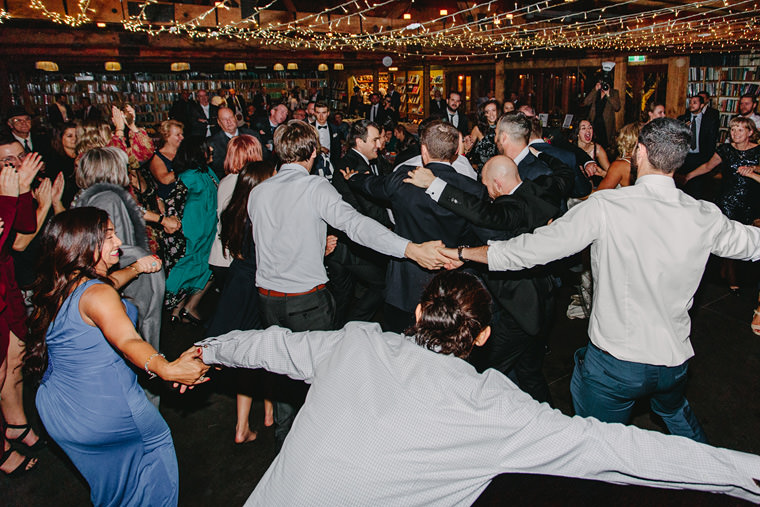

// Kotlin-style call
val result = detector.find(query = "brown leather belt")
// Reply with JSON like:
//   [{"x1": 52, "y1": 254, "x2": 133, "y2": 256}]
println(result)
[{"x1": 257, "y1": 284, "x2": 326, "y2": 298}]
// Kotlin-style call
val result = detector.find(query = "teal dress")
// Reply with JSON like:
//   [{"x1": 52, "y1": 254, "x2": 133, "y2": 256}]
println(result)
[{"x1": 165, "y1": 167, "x2": 219, "y2": 308}]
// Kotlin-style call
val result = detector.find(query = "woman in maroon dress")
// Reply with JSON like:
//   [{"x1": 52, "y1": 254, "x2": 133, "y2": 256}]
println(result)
[{"x1": 0, "y1": 140, "x2": 41, "y2": 476}]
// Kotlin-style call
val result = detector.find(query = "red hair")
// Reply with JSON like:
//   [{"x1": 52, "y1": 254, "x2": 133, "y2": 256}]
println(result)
[{"x1": 223, "y1": 134, "x2": 263, "y2": 175}]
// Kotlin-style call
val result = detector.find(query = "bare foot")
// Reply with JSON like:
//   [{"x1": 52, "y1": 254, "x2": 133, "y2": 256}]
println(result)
[
  {"x1": 264, "y1": 399, "x2": 274, "y2": 427},
  {"x1": 234, "y1": 427, "x2": 258, "y2": 444}
]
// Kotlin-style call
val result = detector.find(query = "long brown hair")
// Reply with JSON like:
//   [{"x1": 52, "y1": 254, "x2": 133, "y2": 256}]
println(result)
[
  {"x1": 24, "y1": 207, "x2": 113, "y2": 380},
  {"x1": 220, "y1": 160, "x2": 276, "y2": 260}
]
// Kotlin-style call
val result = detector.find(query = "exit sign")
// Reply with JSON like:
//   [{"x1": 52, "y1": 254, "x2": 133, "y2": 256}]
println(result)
[{"x1": 628, "y1": 55, "x2": 647, "y2": 63}]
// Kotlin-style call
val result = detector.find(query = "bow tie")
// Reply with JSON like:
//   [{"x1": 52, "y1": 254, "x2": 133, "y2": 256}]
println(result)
[{"x1": 317, "y1": 125, "x2": 327, "y2": 130}]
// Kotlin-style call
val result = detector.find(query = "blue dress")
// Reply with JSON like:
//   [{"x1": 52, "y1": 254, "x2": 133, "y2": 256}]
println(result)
[{"x1": 36, "y1": 280, "x2": 178, "y2": 507}]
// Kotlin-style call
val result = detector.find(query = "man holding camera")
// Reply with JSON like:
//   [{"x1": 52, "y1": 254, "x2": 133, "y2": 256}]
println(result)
[{"x1": 582, "y1": 78, "x2": 621, "y2": 150}]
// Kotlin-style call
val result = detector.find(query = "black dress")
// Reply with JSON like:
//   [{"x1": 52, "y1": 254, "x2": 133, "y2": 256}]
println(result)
[
  {"x1": 715, "y1": 143, "x2": 760, "y2": 225},
  {"x1": 469, "y1": 125, "x2": 498, "y2": 171}
]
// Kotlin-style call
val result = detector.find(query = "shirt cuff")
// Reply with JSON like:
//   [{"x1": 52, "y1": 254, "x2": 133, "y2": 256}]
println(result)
[{"x1": 425, "y1": 177, "x2": 447, "y2": 202}]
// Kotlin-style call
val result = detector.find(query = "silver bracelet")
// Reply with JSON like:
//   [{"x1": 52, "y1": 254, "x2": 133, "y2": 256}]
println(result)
[{"x1": 144, "y1": 352, "x2": 165, "y2": 379}]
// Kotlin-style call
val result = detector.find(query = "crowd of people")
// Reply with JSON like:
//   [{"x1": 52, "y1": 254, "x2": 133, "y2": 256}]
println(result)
[{"x1": 1, "y1": 80, "x2": 760, "y2": 506}]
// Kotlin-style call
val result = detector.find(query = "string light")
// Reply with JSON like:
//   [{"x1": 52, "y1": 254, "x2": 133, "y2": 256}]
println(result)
[
  {"x1": 0, "y1": 10, "x2": 10, "y2": 23},
  {"x1": 29, "y1": 0, "x2": 91, "y2": 27}
]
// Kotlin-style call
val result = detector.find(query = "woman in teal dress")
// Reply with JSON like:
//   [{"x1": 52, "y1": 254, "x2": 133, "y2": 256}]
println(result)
[
  {"x1": 25, "y1": 207, "x2": 208, "y2": 506},
  {"x1": 164, "y1": 141, "x2": 219, "y2": 324}
]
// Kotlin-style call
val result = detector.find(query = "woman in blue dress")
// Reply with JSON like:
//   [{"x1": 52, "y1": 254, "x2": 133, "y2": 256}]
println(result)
[{"x1": 24, "y1": 207, "x2": 208, "y2": 506}]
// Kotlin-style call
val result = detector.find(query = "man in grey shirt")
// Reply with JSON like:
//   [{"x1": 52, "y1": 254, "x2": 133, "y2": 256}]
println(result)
[
  {"x1": 248, "y1": 119, "x2": 449, "y2": 448},
  {"x1": 197, "y1": 271, "x2": 760, "y2": 506}
]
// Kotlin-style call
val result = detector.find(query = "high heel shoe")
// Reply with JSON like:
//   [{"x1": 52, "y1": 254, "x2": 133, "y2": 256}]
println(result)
[
  {"x1": 179, "y1": 308, "x2": 203, "y2": 326},
  {"x1": 3, "y1": 423, "x2": 45, "y2": 452},
  {"x1": 0, "y1": 446, "x2": 37, "y2": 478}
]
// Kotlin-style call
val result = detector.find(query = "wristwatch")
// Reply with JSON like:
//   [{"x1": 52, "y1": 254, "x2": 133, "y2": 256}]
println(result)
[{"x1": 457, "y1": 246, "x2": 467, "y2": 263}]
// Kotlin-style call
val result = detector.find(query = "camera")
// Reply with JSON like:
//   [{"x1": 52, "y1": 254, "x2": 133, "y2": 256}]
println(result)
[{"x1": 601, "y1": 82, "x2": 610, "y2": 92}]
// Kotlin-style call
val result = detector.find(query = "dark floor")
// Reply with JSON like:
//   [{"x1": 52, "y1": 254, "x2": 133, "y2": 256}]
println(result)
[{"x1": 3, "y1": 258, "x2": 759, "y2": 506}]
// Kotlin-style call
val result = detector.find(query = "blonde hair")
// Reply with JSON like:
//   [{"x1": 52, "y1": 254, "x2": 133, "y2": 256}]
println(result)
[
  {"x1": 76, "y1": 146, "x2": 129, "y2": 189},
  {"x1": 616, "y1": 122, "x2": 641, "y2": 159},
  {"x1": 729, "y1": 116, "x2": 759, "y2": 141},
  {"x1": 76, "y1": 120, "x2": 112, "y2": 155},
  {"x1": 158, "y1": 119, "x2": 184, "y2": 141}
]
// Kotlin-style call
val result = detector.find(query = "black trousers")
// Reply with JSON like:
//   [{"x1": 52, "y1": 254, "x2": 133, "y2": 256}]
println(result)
[
  {"x1": 469, "y1": 309, "x2": 553, "y2": 406},
  {"x1": 258, "y1": 287, "x2": 335, "y2": 449},
  {"x1": 326, "y1": 242, "x2": 386, "y2": 326}
]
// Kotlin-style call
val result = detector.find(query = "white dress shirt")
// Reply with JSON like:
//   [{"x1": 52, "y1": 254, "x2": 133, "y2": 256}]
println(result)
[
  {"x1": 447, "y1": 108, "x2": 459, "y2": 128},
  {"x1": 248, "y1": 163, "x2": 409, "y2": 293},
  {"x1": 487, "y1": 174, "x2": 760, "y2": 366},
  {"x1": 198, "y1": 322, "x2": 760, "y2": 506},
  {"x1": 201, "y1": 103, "x2": 211, "y2": 137},
  {"x1": 13, "y1": 133, "x2": 32, "y2": 152},
  {"x1": 316, "y1": 122, "x2": 331, "y2": 153}
]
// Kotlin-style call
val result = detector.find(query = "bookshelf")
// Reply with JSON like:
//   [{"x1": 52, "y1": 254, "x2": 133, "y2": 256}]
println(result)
[
  {"x1": 405, "y1": 70, "x2": 423, "y2": 119},
  {"x1": 688, "y1": 54, "x2": 760, "y2": 142},
  {"x1": 8, "y1": 71, "x2": 327, "y2": 128}
]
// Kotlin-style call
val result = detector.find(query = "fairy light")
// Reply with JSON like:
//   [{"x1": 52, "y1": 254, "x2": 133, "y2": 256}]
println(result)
[{"x1": 29, "y1": 0, "x2": 91, "y2": 26}]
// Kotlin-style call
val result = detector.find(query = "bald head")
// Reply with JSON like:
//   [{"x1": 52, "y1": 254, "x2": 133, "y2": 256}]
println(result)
[{"x1": 481, "y1": 155, "x2": 521, "y2": 199}]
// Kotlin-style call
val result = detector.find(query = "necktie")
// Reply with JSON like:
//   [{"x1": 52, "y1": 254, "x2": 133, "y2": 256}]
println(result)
[
  {"x1": 371, "y1": 105, "x2": 377, "y2": 121},
  {"x1": 317, "y1": 125, "x2": 327, "y2": 130},
  {"x1": 690, "y1": 115, "x2": 697, "y2": 150},
  {"x1": 369, "y1": 160, "x2": 379, "y2": 175},
  {"x1": 23, "y1": 139, "x2": 31, "y2": 153}
]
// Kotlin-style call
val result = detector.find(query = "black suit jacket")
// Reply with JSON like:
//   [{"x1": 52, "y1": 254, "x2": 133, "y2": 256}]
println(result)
[
  {"x1": 678, "y1": 110, "x2": 720, "y2": 161},
  {"x1": 530, "y1": 141, "x2": 591, "y2": 198},
  {"x1": 350, "y1": 161, "x2": 483, "y2": 312},
  {"x1": 77, "y1": 105, "x2": 102, "y2": 121},
  {"x1": 47, "y1": 103, "x2": 73, "y2": 127},
  {"x1": 188, "y1": 102, "x2": 219, "y2": 139},
  {"x1": 430, "y1": 99, "x2": 447, "y2": 117},
  {"x1": 388, "y1": 91, "x2": 401, "y2": 112},
  {"x1": 311, "y1": 121, "x2": 343, "y2": 169},
  {"x1": 435, "y1": 152, "x2": 574, "y2": 334},
  {"x1": 333, "y1": 149, "x2": 392, "y2": 227},
  {"x1": 442, "y1": 109, "x2": 469, "y2": 135},
  {"x1": 364, "y1": 103, "x2": 386, "y2": 125},
  {"x1": 517, "y1": 151, "x2": 552, "y2": 182},
  {"x1": 208, "y1": 127, "x2": 260, "y2": 178}
]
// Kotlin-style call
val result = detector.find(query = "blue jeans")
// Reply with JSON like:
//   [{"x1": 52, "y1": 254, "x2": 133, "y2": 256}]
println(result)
[{"x1": 570, "y1": 342, "x2": 707, "y2": 443}]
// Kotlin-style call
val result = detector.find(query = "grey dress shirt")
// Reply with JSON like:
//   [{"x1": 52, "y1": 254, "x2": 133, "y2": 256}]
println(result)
[
  {"x1": 488, "y1": 174, "x2": 760, "y2": 366},
  {"x1": 198, "y1": 322, "x2": 760, "y2": 506},
  {"x1": 248, "y1": 162, "x2": 409, "y2": 293}
]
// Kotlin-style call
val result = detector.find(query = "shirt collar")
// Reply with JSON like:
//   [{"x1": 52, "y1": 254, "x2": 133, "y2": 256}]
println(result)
[
  {"x1": 528, "y1": 139, "x2": 544, "y2": 147},
  {"x1": 225, "y1": 129, "x2": 239, "y2": 139},
  {"x1": 635, "y1": 173, "x2": 676, "y2": 188},
  {"x1": 12, "y1": 132, "x2": 30, "y2": 143},
  {"x1": 513, "y1": 145, "x2": 530, "y2": 165},
  {"x1": 280, "y1": 162, "x2": 310, "y2": 174},
  {"x1": 508, "y1": 181, "x2": 523, "y2": 195}
]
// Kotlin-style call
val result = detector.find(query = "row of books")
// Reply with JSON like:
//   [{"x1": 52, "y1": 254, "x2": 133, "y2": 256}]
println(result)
[{"x1": 719, "y1": 82, "x2": 760, "y2": 97}]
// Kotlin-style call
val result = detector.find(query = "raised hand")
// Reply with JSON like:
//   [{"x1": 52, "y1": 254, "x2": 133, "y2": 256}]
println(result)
[
  {"x1": 403, "y1": 166, "x2": 436, "y2": 189},
  {"x1": 0, "y1": 166, "x2": 19, "y2": 197},
  {"x1": 111, "y1": 106, "x2": 126, "y2": 132},
  {"x1": 17, "y1": 152, "x2": 44, "y2": 192},
  {"x1": 33, "y1": 177, "x2": 52, "y2": 209},
  {"x1": 340, "y1": 168, "x2": 359, "y2": 180},
  {"x1": 51, "y1": 172, "x2": 65, "y2": 204}
]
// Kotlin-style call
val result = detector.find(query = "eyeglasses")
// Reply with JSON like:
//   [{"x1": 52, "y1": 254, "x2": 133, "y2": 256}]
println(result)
[
  {"x1": 1, "y1": 152, "x2": 25, "y2": 166},
  {"x1": 10, "y1": 117, "x2": 31, "y2": 125}
]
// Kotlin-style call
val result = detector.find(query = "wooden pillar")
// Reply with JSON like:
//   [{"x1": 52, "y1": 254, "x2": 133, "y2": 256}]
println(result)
[
  {"x1": 0, "y1": 61, "x2": 11, "y2": 115},
  {"x1": 372, "y1": 68, "x2": 379, "y2": 94},
  {"x1": 666, "y1": 56, "x2": 689, "y2": 118},
  {"x1": 561, "y1": 69, "x2": 571, "y2": 113},
  {"x1": 422, "y1": 63, "x2": 430, "y2": 120},
  {"x1": 614, "y1": 55, "x2": 627, "y2": 131},
  {"x1": 495, "y1": 61, "x2": 505, "y2": 103}
]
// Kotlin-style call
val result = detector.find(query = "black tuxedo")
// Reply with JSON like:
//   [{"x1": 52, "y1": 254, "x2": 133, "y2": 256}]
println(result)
[
  {"x1": 430, "y1": 99, "x2": 447, "y2": 117},
  {"x1": 365, "y1": 103, "x2": 386, "y2": 124},
  {"x1": 328, "y1": 149, "x2": 392, "y2": 325},
  {"x1": 312, "y1": 121, "x2": 343, "y2": 170},
  {"x1": 442, "y1": 109, "x2": 469, "y2": 134},
  {"x1": 208, "y1": 127, "x2": 260, "y2": 178},
  {"x1": 517, "y1": 150, "x2": 552, "y2": 182},
  {"x1": 350, "y1": 161, "x2": 483, "y2": 324},
  {"x1": 388, "y1": 90, "x2": 401, "y2": 112},
  {"x1": 47, "y1": 103, "x2": 73, "y2": 127},
  {"x1": 677, "y1": 109, "x2": 720, "y2": 198},
  {"x1": 188, "y1": 102, "x2": 219, "y2": 139},
  {"x1": 15, "y1": 133, "x2": 52, "y2": 164},
  {"x1": 530, "y1": 141, "x2": 591, "y2": 198},
  {"x1": 435, "y1": 152, "x2": 574, "y2": 403},
  {"x1": 77, "y1": 105, "x2": 102, "y2": 121}
]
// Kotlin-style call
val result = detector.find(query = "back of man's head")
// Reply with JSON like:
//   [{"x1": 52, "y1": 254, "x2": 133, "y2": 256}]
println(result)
[
  {"x1": 348, "y1": 119, "x2": 379, "y2": 148},
  {"x1": 518, "y1": 105, "x2": 536, "y2": 117},
  {"x1": 482, "y1": 155, "x2": 520, "y2": 198},
  {"x1": 419, "y1": 120, "x2": 459, "y2": 163},
  {"x1": 497, "y1": 112, "x2": 531, "y2": 146},
  {"x1": 529, "y1": 117, "x2": 543, "y2": 141},
  {"x1": 274, "y1": 120, "x2": 319, "y2": 164},
  {"x1": 638, "y1": 118, "x2": 690, "y2": 174}
]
